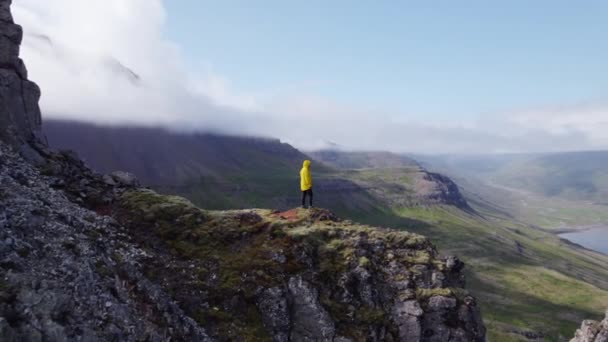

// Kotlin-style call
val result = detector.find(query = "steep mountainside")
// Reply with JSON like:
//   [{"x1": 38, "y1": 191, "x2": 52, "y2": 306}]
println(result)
[
  {"x1": 0, "y1": 128, "x2": 211, "y2": 341},
  {"x1": 43, "y1": 120, "x2": 314, "y2": 186}
]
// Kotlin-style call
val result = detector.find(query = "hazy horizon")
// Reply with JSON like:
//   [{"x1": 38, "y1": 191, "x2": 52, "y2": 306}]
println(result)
[{"x1": 13, "y1": 0, "x2": 608, "y2": 154}]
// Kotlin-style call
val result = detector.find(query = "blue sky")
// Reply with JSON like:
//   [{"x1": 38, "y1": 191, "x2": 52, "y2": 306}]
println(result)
[
  {"x1": 165, "y1": 0, "x2": 608, "y2": 119},
  {"x1": 13, "y1": 0, "x2": 608, "y2": 153}
]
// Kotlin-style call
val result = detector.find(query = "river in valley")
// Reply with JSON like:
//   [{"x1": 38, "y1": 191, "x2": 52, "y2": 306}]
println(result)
[{"x1": 560, "y1": 227, "x2": 608, "y2": 255}]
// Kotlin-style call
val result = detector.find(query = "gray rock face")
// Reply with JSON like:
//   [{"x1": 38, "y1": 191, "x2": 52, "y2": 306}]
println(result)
[
  {"x1": 0, "y1": 0, "x2": 43, "y2": 150},
  {"x1": 109, "y1": 171, "x2": 140, "y2": 187},
  {"x1": 287, "y1": 276, "x2": 336, "y2": 342},
  {"x1": 571, "y1": 311, "x2": 608, "y2": 342},
  {"x1": 0, "y1": 141, "x2": 211, "y2": 341},
  {"x1": 257, "y1": 286, "x2": 290, "y2": 342}
]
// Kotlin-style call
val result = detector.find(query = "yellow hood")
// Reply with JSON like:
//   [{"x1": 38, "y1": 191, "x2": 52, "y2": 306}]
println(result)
[{"x1": 303, "y1": 160, "x2": 311, "y2": 168}]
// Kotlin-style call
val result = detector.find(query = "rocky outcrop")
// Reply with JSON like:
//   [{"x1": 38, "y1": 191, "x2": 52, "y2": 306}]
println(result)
[
  {"x1": 0, "y1": 0, "x2": 43, "y2": 150},
  {"x1": 419, "y1": 172, "x2": 470, "y2": 210},
  {"x1": 114, "y1": 193, "x2": 486, "y2": 341},
  {"x1": 571, "y1": 311, "x2": 608, "y2": 342},
  {"x1": 0, "y1": 142, "x2": 211, "y2": 341}
]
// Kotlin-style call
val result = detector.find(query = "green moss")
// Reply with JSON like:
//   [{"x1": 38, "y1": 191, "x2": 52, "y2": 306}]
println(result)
[
  {"x1": 416, "y1": 287, "x2": 454, "y2": 299},
  {"x1": 356, "y1": 306, "x2": 386, "y2": 324},
  {"x1": 403, "y1": 250, "x2": 432, "y2": 264},
  {"x1": 358, "y1": 256, "x2": 371, "y2": 268}
]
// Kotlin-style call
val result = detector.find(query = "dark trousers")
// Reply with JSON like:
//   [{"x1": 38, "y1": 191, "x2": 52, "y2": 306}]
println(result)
[{"x1": 301, "y1": 189, "x2": 313, "y2": 207}]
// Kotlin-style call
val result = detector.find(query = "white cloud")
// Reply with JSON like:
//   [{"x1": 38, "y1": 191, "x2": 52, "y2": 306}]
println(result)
[{"x1": 11, "y1": 0, "x2": 608, "y2": 154}]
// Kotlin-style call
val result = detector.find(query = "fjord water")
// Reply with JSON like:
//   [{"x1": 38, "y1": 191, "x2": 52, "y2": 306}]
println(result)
[{"x1": 560, "y1": 227, "x2": 608, "y2": 255}]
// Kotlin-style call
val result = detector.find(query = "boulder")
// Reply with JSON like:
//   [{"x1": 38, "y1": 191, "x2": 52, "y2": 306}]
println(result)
[{"x1": 571, "y1": 310, "x2": 608, "y2": 342}]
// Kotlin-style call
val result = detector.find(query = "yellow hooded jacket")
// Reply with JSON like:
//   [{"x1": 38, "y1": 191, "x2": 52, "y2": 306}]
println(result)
[{"x1": 300, "y1": 160, "x2": 312, "y2": 191}]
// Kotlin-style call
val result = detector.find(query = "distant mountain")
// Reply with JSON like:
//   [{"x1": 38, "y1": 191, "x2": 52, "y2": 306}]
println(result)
[
  {"x1": 415, "y1": 152, "x2": 608, "y2": 229},
  {"x1": 489, "y1": 151, "x2": 608, "y2": 202},
  {"x1": 416, "y1": 151, "x2": 608, "y2": 202},
  {"x1": 310, "y1": 150, "x2": 419, "y2": 170},
  {"x1": 44, "y1": 120, "x2": 313, "y2": 184}
]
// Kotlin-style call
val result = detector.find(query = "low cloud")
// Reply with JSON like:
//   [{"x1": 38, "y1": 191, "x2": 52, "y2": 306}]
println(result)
[{"x1": 12, "y1": 0, "x2": 608, "y2": 154}]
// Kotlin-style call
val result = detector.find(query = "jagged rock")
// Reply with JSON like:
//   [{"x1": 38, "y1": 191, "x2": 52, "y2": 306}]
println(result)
[
  {"x1": 419, "y1": 172, "x2": 470, "y2": 209},
  {"x1": 257, "y1": 286, "x2": 290, "y2": 342},
  {"x1": 110, "y1": 171, "x2": 140, "y2": 187},
  {"x1": 571, "y1": 310, "x2": 608, "y2": 342},
  {"x1": 0, "y1": 143, "x2": 212, "y2": 341},
  {"x1": 287, "y1": 276, "x2": 336, "y2": 342},
  {"x1": 0, "y1": 0, "x2": 42, "y2": 150}
]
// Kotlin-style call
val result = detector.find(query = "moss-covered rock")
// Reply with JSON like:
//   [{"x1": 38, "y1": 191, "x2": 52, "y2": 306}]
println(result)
[{"x1": 114, "y1": 189, "x2": 486, "y2": 341}]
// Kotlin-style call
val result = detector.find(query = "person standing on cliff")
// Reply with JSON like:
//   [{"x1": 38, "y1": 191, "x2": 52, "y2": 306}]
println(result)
[{"x1": 300, "y1": 160, "x2": 313, "y2": 208}]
